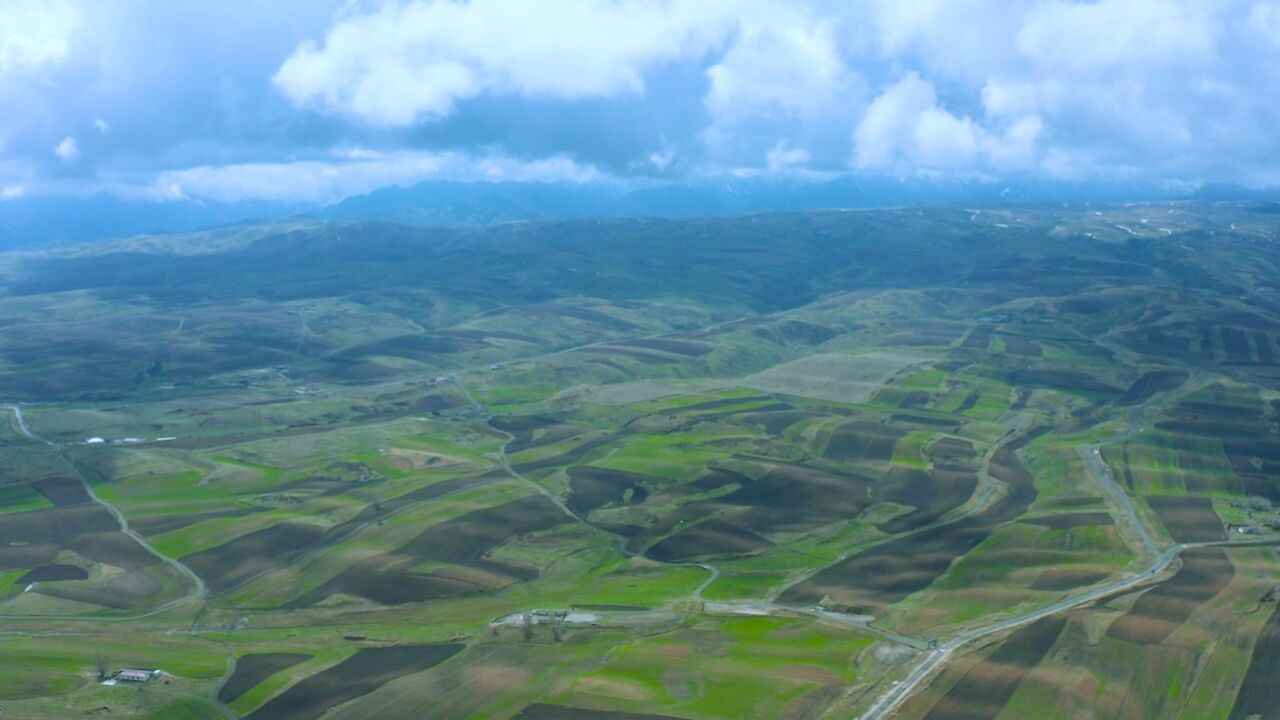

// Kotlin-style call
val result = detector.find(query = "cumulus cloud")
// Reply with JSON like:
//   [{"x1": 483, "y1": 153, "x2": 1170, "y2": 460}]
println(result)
[
  {"x1": 0, "y1": 0, "x2": 78, "y2": 75},
  {"x1": 6, "y1": 0, "x2": 1280, "y2": 201},
  {"x1": 1017, "y1": 0, "x2": 1218, "y2": 73},
  {"x1": 645, "y1": 137, "x2": 677, "y2": 171},
  {"x1": 144, "y1": 150, "x2": 602, "y2": 203},
  {"x1": 705, "y1": 8, "x2": 856, "y2": 127},
  {"x1": 53, "y1": 135, "x2": 79, "y2": 162},
  {"x1": 854, "y1": 73, "x2": 1042, "y2": 175},
  {"x1": 871, "y1": 0, "x2": 1024, "y2": 82},
  {"x1": 765, "y1": 141, "x2": 810, "y2": 172},
  {"x1": 274, "y1": 0, "x2": 740, "y2": 126}
]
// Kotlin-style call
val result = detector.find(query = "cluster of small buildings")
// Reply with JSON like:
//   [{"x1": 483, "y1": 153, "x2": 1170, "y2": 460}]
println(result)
[{"x1": 83, "y1": 436, "x2": 176, "y2": 446}]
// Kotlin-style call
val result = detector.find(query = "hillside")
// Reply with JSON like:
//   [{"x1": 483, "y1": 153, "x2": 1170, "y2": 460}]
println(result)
[{"x1": 0, "y1": 204, "x2": 1278, "y2": 719}]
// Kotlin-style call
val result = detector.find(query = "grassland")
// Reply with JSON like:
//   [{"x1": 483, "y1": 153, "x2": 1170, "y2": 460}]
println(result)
[{"x1": 0, "y1": 203, "x2": 1278, "y2": 718}]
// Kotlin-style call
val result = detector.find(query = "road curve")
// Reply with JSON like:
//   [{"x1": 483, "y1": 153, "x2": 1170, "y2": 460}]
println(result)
[
  {"x1": 1, "y1": 403, "x2": 208, "y2": 622},
  {"x1": 3, "y1": 403, "x2": 50, "y2": 445},
  {"x1": 859, "y1": 543, "x2": 1184, "y2": 720},
  {"x1": 858, "y1": 408, "x2": 1171, "y2": 720}
]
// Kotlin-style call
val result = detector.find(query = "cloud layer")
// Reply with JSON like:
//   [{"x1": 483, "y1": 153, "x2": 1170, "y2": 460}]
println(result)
[{"x1": 2, "y1": 0, "x2": 1279, "y2": 203}]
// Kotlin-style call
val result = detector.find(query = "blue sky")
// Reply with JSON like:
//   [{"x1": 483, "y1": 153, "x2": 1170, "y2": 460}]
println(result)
[{"x1": 2, "y1": 0, "x2": 1279, "y2": 205}]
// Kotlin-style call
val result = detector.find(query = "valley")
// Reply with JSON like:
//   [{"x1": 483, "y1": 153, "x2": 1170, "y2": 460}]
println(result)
[{"x1": 1, "y1": 203, "x2": 1279, "y2": 719}]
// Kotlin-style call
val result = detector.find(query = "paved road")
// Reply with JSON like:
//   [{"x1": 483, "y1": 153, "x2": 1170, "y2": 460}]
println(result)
[
  {"x1": 858, "y1": 542, "x2": 1183, "y2": 720},
  {"x1": 856, "y1": 394, "x2": 1196, "y2": 719},
  {"x1": 1080, "y1": 443, "x2": 1160, "y2": 559},
  {"x1": 1, "y1": 403, "x2": 208, "y2": 623},
  {"x1": 3, "y1": 403, "x2": 50, "y2": 445}
]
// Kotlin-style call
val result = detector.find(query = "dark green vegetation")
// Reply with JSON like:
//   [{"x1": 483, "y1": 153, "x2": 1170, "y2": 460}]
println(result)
[{"x1": 0, "y1": 203, "x2": 1278, "y2": 718}]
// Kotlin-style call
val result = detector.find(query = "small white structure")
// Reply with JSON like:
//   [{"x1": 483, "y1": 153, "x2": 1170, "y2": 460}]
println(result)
[
  {"x1": 115, "y1": 669, "x2": 156, "y2": 683},
  {"x1": 85, "y1": 437, "x2": 106, "y2": 445}
]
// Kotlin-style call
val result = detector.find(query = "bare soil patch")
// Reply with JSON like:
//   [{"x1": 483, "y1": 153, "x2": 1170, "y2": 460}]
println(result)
[
  {"x1": 1106, "y1": 548, "x2": 1233, "y2": 644},
  {"x1": 1229, "y1": 601, "x2": 1280, "y2": 720},
  {"x1": 0, "y1": 504, "x2": 157, "y2": 572},
  {"x1": 17, "y1": 563, "x2": 87, "y2": 583},
  {"x1": 780, "y1": 431, "x2": 1044, "y2": 611},
  {"x1": 288, "y1": 494, "x2": 567, "y2": 606},
  {"x1": 219, "y1": 653, "x2": 312, "y2": 704},
  {"x1": 824, "y1": 421, "x2": 907, "y2": 463},
  {"x1": 566, "y1": 466, "x2": 654, "y2": 516},
  {"x1": 1146, "y1": 496, "x2": 1225, "y2": 543},
  {"x1": 244, "y1": 644, "x2": 462, "y2": 720},
  {"x1": 919, "y1": 615, "x2": 1067, "y2": 720},
  {"x1": 875, "y1": 465, "x2": 979, "y2": 535},
  {"x1": 645, "y1": 518, "x2": 773, "y2": 562},
  {"x1": 132, "y1": 506, "x2": 260, "y2": 536},
  {"x1": 30, "y1": 476, "x2": 91, "y2": 506},
  {"x1": 1119, "y1": 370, "x2": 1188, "y2": 405},
  {"x1": 184, "y1": 522, "x2": 328, "y2": 594},
  {"x1": 514, "y1": 705, "x2": 689, "y2": 720}
]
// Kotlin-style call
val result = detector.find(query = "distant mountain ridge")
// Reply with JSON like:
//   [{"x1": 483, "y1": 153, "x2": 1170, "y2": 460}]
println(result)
[
  {"x1": 310, "y1": 177, "x2": 1188, "y2": 227},
  {"x1": 2, "y1": 176, "x2": 1276, "y2": 249}
]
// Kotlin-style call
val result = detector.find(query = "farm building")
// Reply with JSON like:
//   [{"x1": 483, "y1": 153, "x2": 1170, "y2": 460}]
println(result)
[{"x1": 115, "y1": 669, "x2": 157, "y2": 683}]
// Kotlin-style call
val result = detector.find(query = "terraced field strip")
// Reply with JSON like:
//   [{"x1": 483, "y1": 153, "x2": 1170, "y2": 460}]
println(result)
[
  {"x1": 218, "y1": 652, "x2": 312, "y2": 704},
  {"x1": 917, "y1": 615, "x2": 1067, "y2": 720},
  {"x1": 1229, "y1": 600, "x2": 1280, "y2": 720},
  {"x1": 243, "y1": 644, "x2": 463, "y2": 720},
  {"x1": 514, "y1": 705, "x2": 691, "y2": 719},
  {"x1": 1105, "y1": 548, "x2": 1233, "y2": 644},
  {"x1": 858, "y1": 401, "x2": 1203, "y2": 720},
  {"x1": 778, "y1": 425, "x2": 1044, "y2": 612},
  {"x1": 2, "y1": 404, "x2": 207, "y2": 622}
]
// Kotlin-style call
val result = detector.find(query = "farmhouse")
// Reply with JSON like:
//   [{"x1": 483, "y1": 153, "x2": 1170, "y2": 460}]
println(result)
[{"x1": 115, "y1": 669, "x2": 157, "y2": 683}]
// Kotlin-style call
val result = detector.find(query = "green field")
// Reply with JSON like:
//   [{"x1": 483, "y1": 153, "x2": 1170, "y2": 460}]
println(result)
[{"x1": 1, "y1": 204, "x2": 1279, "y2": 718}]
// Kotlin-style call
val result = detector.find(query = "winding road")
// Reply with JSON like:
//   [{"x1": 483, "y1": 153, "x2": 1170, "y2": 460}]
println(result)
[
  {"x1": 854, "y1": 382, "x2": 1210, "y2": 719},
  {"x1": 1, "y1": 403, "x2": 208, "y2": 622}
]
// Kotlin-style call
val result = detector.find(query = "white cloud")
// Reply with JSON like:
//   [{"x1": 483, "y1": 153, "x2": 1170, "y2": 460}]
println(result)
[
  {"x1": 5, "y1": 0, "x2": 1280, "y2": 196},
  {"x1": 1018, "y1": 0, "x2": 1217, "y2": 73},
  {"x1": 705, "y1": 11, "x2": 852, "y2": 128},
  {"x1": 870, "y1": 0, "x2": 1024, "y2": 81},
  {"x1": 54, "y1": 135, "x2": 79, "y2": 162},
  {"x1": 848, "y1": 1, "x2": 1280, "y2": 183},
  {"x1": 0, "y1": 0, "x2": 78, "y2": 75},
  {"x1": 144, "y1": 150, "x2": 603, "y2": 203},
  {"x1": 765, "y1": 141, "x2": 810, "y2": 171},
  {"x1": 854, "y1": 72, "x2": 1042, "y2": 174},
  {"x1": 646, "y1": 137, "x2": 677, "y2": 171},
  {"x1": 274, "y1": 0, "x2": 740, "y2": 126},
  {"x1": 1, "y1": 184, "x2": 25, "y2": 200}
]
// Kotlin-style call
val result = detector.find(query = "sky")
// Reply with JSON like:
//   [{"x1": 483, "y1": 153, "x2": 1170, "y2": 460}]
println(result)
[{"x1": 2, "y1": 0, "x2": 1280, "y2": 206}]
